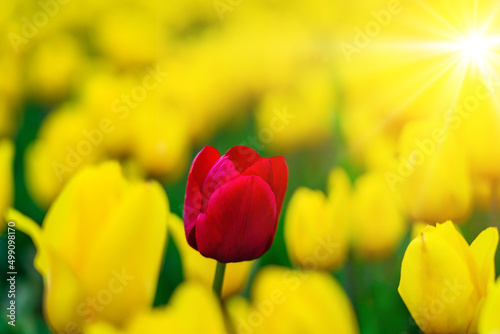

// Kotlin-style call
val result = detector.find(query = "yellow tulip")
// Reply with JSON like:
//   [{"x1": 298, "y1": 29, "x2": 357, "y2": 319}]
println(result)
[
  {"x1": 284, "y1": 168, "x2": 350, "y2": 271},
  {"x1": 27, "y1": 33, "x2": 84, "y2": 102},
  {"x1": 479, "y1": 277, "x2": 500, "y2": 334},
  {"x1": 25, "y1": 106, "x2": 104, "y2": 208},
  {"x1": 394, "y1": 117, "x2": 472, "y2": 223},
  {"x1": 255, "y1": 68, "x2": 336, "y2": 153},
  {"x1": 0, "y1": 53, "x2": 21, "y2": 137},
  {"x1": 228, "y1": 266, "x2": 359, "y2": 334},
  {"x1": 399, "y1": 221, "x2": 499, "y2": 334},
  {"x1": 85, "y1": 283, "x2": 227, "y2": 334},
  {"x1": 0, "y1": 140, "x2": 14, "y2": 229},
  {"x1": 130, "y1": 106, "x2": 191, "y2": 180},
  {"x1": 94, "y1": 6, "x2": 158, "y2": 66},
  {"x1": 168, "y1": 213, "x2": 253, "y2": 298},
  {"x1": 351, "y1": 171, "x2": 406, "y2": 259},
  {"x1": 7, "y1": 162, "x2": 169, "y2": 332},
  {"x1": 461, "y1": 106, "x2": 500, "y2": 181}
]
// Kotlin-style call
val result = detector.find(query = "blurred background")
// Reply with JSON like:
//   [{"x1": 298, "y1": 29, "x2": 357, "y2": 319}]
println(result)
[{"x1": 1, "y1": 0, "x2": 500, "y2": 333}]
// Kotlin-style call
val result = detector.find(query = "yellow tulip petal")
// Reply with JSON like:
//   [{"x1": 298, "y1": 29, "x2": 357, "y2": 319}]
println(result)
[
  {"x1": 44, "y1": 249, "x2": 87, "y2": 333},
  {"x1": 470, "y1": 227, "x2": 499, "y2": 293},
  {"x1": 127, "y1": 283, "x2": 226, "y2": 334},
  {"x1": 250, "y1": 266, "x2": 359, "y2": 334},
  {"x1": 84, "y1": 322, "x2": 123, "y2": 334},
  {"x1": 82, "y1": 181, "x2": 169, "y2": 325},
  {"x1": 479, "y1": 278, "x2": 500, "y2": 334},
  {"x1": 284, "y1": 187, "x2": 348, "y2": 271}
]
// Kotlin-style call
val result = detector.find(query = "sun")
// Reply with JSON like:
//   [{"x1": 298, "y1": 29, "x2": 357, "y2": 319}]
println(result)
[{"x1": 457, "y1": 33, "x2": 491, "y2": 64}]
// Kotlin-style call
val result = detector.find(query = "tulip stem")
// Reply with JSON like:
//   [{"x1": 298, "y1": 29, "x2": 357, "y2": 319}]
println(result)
[{"x1": 212, "y1": 261, "x2": 227, "y2": 298}]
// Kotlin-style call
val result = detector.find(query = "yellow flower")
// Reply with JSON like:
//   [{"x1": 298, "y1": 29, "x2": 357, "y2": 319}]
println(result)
[
  {"x1": 130, "y1": 106, "x2": 191, "y2": 180},
  {"x1": 0, "y1": 140, "x2": 14, "y2": 229},
  {"x1": 0, "y1": 53, "x2": 21, "y2": 137},
  {"x1": 94, "y1": 6, "x2": 158, "y2": 66},
  {"x1": 25, "y1": 106, "x2": 104, "y2": 208},
  {"x1": 284, "y1": 168, "x2": 350, "y2": 271},
  {"x1": 351, "y1": 171, "x2": 406, "y2": 259},
  {"x1": 479, "y1": 277, "x2": 500, "y2": 334},
  {"x1": 85, "y1": 283, "x2": 226, "y2": 334},
  {"x1": 228, "y1": 266, "x2": 359, "y2": 334},
  {"x1": 27, "y1": 33, "x2": 84, "y2": 102},
  {"x1": 168, "y1": 213, "x2": 253, "y2": 298},
  {"x1": 461, "y1": 106, "x2": 500, "y2": 180},
  {"x1": 8, "y1": 162, "x2": 169, "y2": 332},
  {"x1": 399, "y1": 222, "x2": 499, "y2": 334},
  {"x1": 255, "y1": 68, "x2": 337, "y2": 153},
  {"x1": 395, "y1": 117, "x2": 472, "y2": 223}
]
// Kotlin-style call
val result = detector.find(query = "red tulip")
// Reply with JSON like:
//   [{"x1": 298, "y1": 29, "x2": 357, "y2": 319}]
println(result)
[{"x1": 184, "y1": 146, "x2": 288, "y2": 263}]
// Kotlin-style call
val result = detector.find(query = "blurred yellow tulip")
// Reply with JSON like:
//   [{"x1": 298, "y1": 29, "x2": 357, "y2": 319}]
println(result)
[
  {"x1": 228, "y1": 266, "x2": 359, "y2": 334},
  {"x1": 0, "y1": 53, "x2": 21, "y2": 137},
  {"x1": 479, "y1": 277, "x2": 500, "y2": 334},
  {"x1": 85, "y1": 283, "x2": 227, "y2": 334},
  {"x1": 130, "y1": 107, "x2": 191, "y2": 180},
  {"x1": 284, "y1": 169, "x2": 350, "y2": 271},
  {"x1": 0, "y1": 140, "x2": 14, "y2": 229},
  {"x1": 351, "y1": 171, "x2": 406, "y2": 259},
  {"x1": 168, "y1": 213, "x2": 253, "y2": 298},
  {"x1": 8, "y1": 162, "x2": 169, "y2": 332},
  {"x1": 93, "y1": 6, "x2": 158, "y2": 66},
  {"x1": 27, "y1": 33, "x2": 84, "y2": 102},
  {"x1": 394, "y1": 117, "x2": 472, "y2": 223},
  {"x1": 255, "y1": 69, "x2": 336, "y2": 153},
  {"x1": 461, "y1": 106, "x2": 500, "y2": 181},
  {"x1": 25, "y1": 106, "x2": 104, "y2": 208},
  {"x1": 399, "y1": 222, "x2": 499, "y2": 334}
]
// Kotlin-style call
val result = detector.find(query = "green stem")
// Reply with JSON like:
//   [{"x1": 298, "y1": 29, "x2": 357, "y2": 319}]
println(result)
[{"x1": 212, "y1": 261, "x2": 227, "y2": 298}]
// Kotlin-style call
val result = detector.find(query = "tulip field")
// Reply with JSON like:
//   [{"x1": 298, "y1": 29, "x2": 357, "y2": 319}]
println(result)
[{"x1": 2, "y1": 0, "x2": 500, "y2": 333}]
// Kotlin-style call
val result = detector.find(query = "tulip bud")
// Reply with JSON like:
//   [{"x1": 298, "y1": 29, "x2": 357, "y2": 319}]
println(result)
[
  {"x1": 168, "y1": 213, "x2": 253, "y2": 298},
  {"x1": 227, "y1": 266, "x2": 359, "y2": 334},
  {"x1": 284, "y1": 169, "x2": 349, "y2": 271},
  {"x1": 351, "y1": 171, "x2": 406, "y2": 259},
  {"x1": 131, "y1": 106, "x2": 191, "y2": 180},
  {"x1": 85, "y1": 283, "x2": 227, "y2": 334},
  {"x1": 396, "y1": 117, "x2": 472, "y2": 223},
  {"x1": 460, "y1": 105, "x2": 500, "y2": 180},
  {"x1": 25, "y1": 106, "x2": 104, "y2": 208},
  {"x1": 399, "y1": 222, "x2": 499, "y2": 333},
  {"x1": 27, "y1": 34, "x2": 84, "y2": 102},
  {"x1": 255, "y1": 69, "x2": 336, "y2": 152},
  {"x1": 183, "y1": 146, "x2": 288, "y2": 263},
  {"x1": 9, "y1": 162, "x2": 169, "y2": 331}
]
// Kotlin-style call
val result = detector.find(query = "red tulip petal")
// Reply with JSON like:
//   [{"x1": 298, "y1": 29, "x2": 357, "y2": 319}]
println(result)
[
  {"x1": 190, "y1": 146, "x2": 221, "y2": 186},
  {"x1": 243, "y1": 156, "x2": 288, "y2": 222},
  {"x1": 225, "y1": 146, "x2": 262, "y2": 173},
  {"x1": 269, "y1": 156, "x2": 288, "y2": 219},
  {"x1": 196, "y1": 175, "x2": 277, "y2": 263},
  {"x1": 200, "y1": 156, "x2": 240, "y2": 212},
  {"x1": 184, "y1": 146, "x2": 221, "y2": 249}
]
